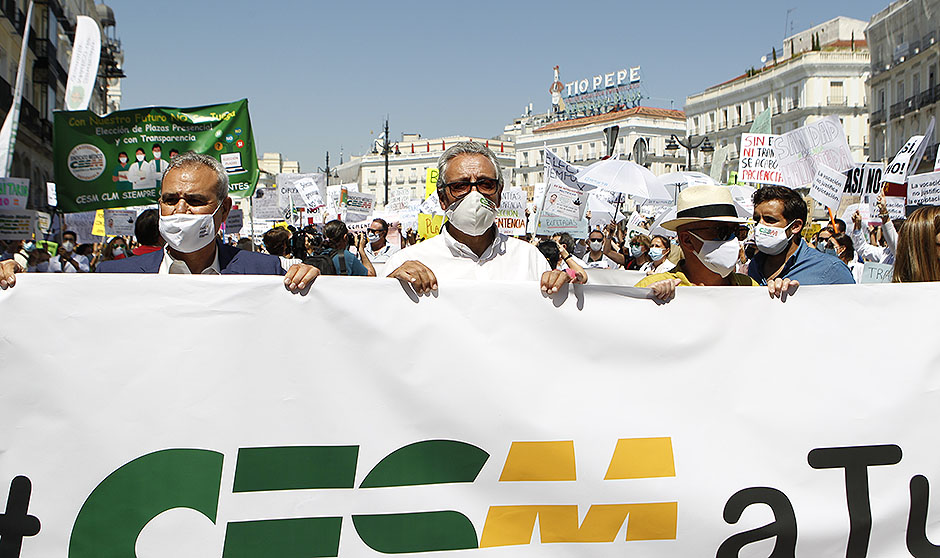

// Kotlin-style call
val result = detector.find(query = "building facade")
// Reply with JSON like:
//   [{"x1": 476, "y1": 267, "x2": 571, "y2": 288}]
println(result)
[
  {"x1": 510, "y1": 106, "x2": 687, "y2": 198},
  {"x1": 867, "y1": 0, "x2": 940, "y2": 164},
  {"x1": 0, "y1": 0, "x2": 124, "y2": 211},
  {"x1": 685, "y1": 16, "x2": 870, "y2": 180},
  {"x1": 334, "y1": 133, "x2": 514, "y2": 207}
]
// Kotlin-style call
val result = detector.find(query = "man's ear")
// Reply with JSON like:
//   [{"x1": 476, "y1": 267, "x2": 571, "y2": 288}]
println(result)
[
  {"x1": 438, "y1": 190, "x2": 448, "y2": 211},
  {"x1": 790, "y1": 219, "x2": 804, "y2": 237},
  {"x1": 218, "y1": 197, "x2": 232, "y2": 227}
]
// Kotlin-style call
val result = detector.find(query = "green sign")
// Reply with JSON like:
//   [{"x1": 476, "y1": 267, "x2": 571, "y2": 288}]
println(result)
[{"x1": 53, "y1": 99, "x2": 259, "y2": 213}]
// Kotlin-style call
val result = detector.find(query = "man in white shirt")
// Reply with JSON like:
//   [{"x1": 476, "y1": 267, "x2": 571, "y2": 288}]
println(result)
[
  {"x1": 364, "y1": 218, "x2": 399, "y2": 264},
  {"x1": 582, "y1": 229, "x2": 618, "y2": 269},
  {"x1": 43, "y1": 230, "x2": 90, "y2": 272},
  {"x1": 383, "y1": 142, "x2": 570, "y2": 294}
]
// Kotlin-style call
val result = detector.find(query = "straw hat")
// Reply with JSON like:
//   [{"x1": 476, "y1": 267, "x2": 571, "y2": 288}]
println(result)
[{"x1": 660, "y1": 184, "x2": 748, "y2": 231}]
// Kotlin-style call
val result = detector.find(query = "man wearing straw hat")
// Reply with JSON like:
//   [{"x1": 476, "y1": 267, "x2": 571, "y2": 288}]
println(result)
[{"x1": 636, "y1": 184, "x2": 757, "y2": 301}]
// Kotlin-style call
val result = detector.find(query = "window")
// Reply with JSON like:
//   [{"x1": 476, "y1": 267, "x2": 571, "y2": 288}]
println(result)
[
  {"x1": 791, "y1": 86, "x2": 799, "y2": 109},
  {"x1": 913, "y1": 73, "x2": 921, "y2": 97},
  {"x1": 735, "y1": 105, "x2": 742, "y2": 125},
  {"x1": 368, "y1": 170, "x2": 377, "y2": 186},
  {"x1": 564, "y1": 146, "x2": 570, "y2": 160},
  {"x1": 522, "y1": 152, "x2": 529, "y2": 167},
  {"x1": 830, "y1": 81, "x2": 845, "y2": 105}
]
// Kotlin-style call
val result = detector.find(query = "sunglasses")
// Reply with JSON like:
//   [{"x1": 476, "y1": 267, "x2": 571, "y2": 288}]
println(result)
[
  {"x1": 439, "y1": 178, "x2": 500, "y2": 197},
  {"x1": 684, "y1": 225, "x2": 747, "y2": 242}
]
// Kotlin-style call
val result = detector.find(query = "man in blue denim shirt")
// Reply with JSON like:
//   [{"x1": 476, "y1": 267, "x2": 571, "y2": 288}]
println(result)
[{"x1": 748, "y1": 186, "x2": 855, "y2": 296}]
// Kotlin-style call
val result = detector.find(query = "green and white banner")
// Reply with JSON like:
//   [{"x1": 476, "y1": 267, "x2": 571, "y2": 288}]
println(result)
[
  {"x1": 53, "y1": 99, "x2": 259, "y2": 213},
  {"x1": 1, "y1": 277, "x2": 940, "y2": 557}
]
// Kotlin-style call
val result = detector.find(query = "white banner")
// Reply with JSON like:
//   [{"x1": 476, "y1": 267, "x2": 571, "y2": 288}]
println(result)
[
  {"x1": 3, "y1": 277, "x2": 940, "y2": 557},
  {"x1": 64, "y1": 15, "x2": 101, "y2": 111}
]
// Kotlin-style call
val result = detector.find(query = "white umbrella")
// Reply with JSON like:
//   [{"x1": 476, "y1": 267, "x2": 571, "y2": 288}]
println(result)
[
  {"x1": 655, "y1": 172, "x2": 718, "y2": 199},
  {"x1": 576, "y1": 159, "x2": 671, "y2": 201},
  {"x1": 727, "y1": 185, "x2": 756, "y2": 219},
  {"x1": 649, "y1": 206, "x2": 677, "y2": 238},
  {"x1": 586, "y1": 193, "x2": 617, "y2": 229}
]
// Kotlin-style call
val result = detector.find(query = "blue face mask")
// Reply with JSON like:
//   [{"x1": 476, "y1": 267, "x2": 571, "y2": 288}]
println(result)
[{"x1": 648, "y1": 247, "x2": 665, "y2": 261}]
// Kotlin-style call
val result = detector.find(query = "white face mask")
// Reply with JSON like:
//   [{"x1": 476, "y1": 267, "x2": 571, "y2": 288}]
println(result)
[
  {"x1": 445, "y1": 191, "x2": 497, "y2": 236},
  {"x1": 62, "y1": 241, "x2": 75, "y2": 253},
  {"x1": 153, "y1": 151, "x2": 161, "y2": 160},
  {"x1": 754, "y1": 222, "x2": 793, "y2": 255},
  {"x1": 589, "y1": 240, "x2": 603, "y2": 252},
  {"x1": 159, "y1": 201, "x2": 223, "y2": 254},
  {"x1": 119, "y1": 157, "x2": 127, "y2": 164},
  {"x1": 112, "y1": 246, "x2": 124, "y2": 256},
  {"x1": 136, "y1": 153, "x2": 145, "y2": 162},
  {"x1": 648, "y1": 247, "x2": 665, "y2": 261},
  {"x1": 689, "y1": 232, "x2": 740, "y2": 278}
]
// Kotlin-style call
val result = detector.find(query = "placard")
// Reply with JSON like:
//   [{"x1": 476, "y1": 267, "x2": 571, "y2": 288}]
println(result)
[
  {"x1": 542, "y1": 148, "x2": 586, "y2": 220},
  {"x1": 809, "y1": 164, "x2": 846, "y2": 210},
  {"x1": 883, "y1": 135, "x2": 925, "y2": 185},
  {"x1": 737, "y1": 134, "x2": 784, "y2": 185},
  {"x1": 772, "y1": 116, "x2": 854, "y2": 188},
  {"x1": 102, "y1": 209, "x2": 136, "y2": 236},
  {"x1": 0, "y1": 177, "x2": 28, "y2": 209},
  {"x1": 908, "y1": 171, "x2": 940, "y2": 206},
  {"x1": 861, "y1": 262, "x2": 894, "y2": 283},
  {"x1": 496, "y1": 188, "x2": 526, "y2": 236},
  {"x1": 225, "y1": 208, "x2": 244, "y2": 234},
  {"x1": 252, "y1": 187, "x2": 282, "y2": 220},
  {"x1": 418, "y1": 213, "x2": 443, "y2": 239},
  {"x1": 0, "y1": 209, "x2": 35, "y2": 239}
]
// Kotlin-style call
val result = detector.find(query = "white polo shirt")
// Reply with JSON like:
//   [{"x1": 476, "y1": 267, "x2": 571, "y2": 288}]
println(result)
[
  {"x1": 382, "y1": 225, "x2": 550, "y2": 281},
  {"x1": 365, "y1": 241, "x2": 399, "y2": 264}
]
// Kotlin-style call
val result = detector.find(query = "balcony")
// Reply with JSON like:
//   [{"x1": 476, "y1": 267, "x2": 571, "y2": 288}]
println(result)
[
  {"x1": 891, "y1": 101, "x2": 905, "y2": 117},
  {"x1": 0, "y1": 0, "x2": 26, "y2": 35},
  {"x1": 872, "y1": 109, "x2": 885, "y2": 125},
  {"x1": 904, "y1": 96, "x2": 916, "y2": 114},
  {"x1": 827, "y1": 96, "x2": 847, "y2": 106},
  {"x1": 919, "y1": 88, "x2": 936, "y2": 108}
]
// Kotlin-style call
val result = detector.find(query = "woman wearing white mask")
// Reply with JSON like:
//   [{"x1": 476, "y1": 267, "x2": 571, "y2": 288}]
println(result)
[
  {"x1": 636, "y1": 185, "x2": 756, "y2": 302},
  {"x1": 582, "y1": 229, "x2": 618, "y2": 269}
]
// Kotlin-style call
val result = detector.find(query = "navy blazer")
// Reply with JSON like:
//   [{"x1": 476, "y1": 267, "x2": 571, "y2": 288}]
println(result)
[{"x1": 95, "y1": 242, "x2": 285, "y2": 275}]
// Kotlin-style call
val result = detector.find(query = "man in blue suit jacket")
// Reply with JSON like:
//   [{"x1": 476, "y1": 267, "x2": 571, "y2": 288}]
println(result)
[
  {"x1": 95, "y1": 239, "x2": 285, "y2": 275},
  {"x1": 1, "y1": 152, "x2": 320, "y2": 291}
]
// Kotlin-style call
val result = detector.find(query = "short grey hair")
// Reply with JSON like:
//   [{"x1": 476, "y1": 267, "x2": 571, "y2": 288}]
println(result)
[
  {"x1": 437, "y1": 141, "x2": 503, "y2": 193},
  {"x1": 163, "y1": 151, "x2": 230, "y2": 201}
]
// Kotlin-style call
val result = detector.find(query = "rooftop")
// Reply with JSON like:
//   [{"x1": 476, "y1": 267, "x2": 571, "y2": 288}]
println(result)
[{"x1": 533, "y1": 106, "x2": 685, "y2": 134}]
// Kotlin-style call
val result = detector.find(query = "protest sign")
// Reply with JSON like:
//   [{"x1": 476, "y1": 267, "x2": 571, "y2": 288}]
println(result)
[
  {"x1": 53, "y1": 99, "x2": 259, "y2": 213},
  {"x1": 861, "y1": 262, "x2": 894, "y2": 283},
  {"x1": 842, "y1": 162, "x2": 884, "y2": 197},
  {"x1": 425, "y1": 167, "x2": 438, "y2": 199},
  {"x1": 801, "y1": 222, "x2": 821, "y2": 242},
  {"x1": 772, "y1": 115, "x2": 854, "y2": 187},
  {"x1": 418, "y1": 213, "x2": 443, "y2": 238},
  {"x1": 342, "y1": 189, "x2": 375, "y2": 221},
  {"x1": 708, "y1": 144, "x2": 733, "y2": 182},
  {"x1": 225, "y1": 208, "x2": 244, "y2": 234},
  {"x1": 252, "y1": 187, "x2": 282, "y2": 220},
  {"x1": 907, "y1": 170, "x2": 940, "y2": 206},
  {"x1": 102, "y1": 209, "x2": 136, "y2": 236},
  {"x1": 63, "y1": 211, "x2": 104, "y2": 244},
  {"x1": 737, "y1": 134, "x2": 784, "y2": 185},
  {"x1": 92, "y1": 209, "x2": 106, "y2": 236},
  {"x1": 5, "y1": 277, "x2": 940, "y2": 557},
  {"x1": 534, "y1": 214, "x2": 589, "y2": 238},
  {"x1": 542, "y1": 148, "x2": 586, "y2": 220},
  {"x1": 885, "y1": 196, "x2": 906, "y2": 220},
  {"x1": 46, "y1": 181, "x2": 57, "y2": 207},
  {"x1": 883, "y1": 135, "x2": 926, "y2": 185},
  {"x1": 0, "y1": 177, "x2": 28, "y2": 209},
  {"x1": 419, "y1": 190, "x2": 445, "y2": 216},
  {"x1": 0, "y1": 209, "x2": 35, "y2": 239},
  {"x1": 387, "y1": 188, "x2": 410, "y2": 213},
  {"x1": 809, "y1": 164, "x2": 846, "y2": 211},
  {"x1": 749, "y1": 107, "x2": 772, "y2": 134},
  {"x1": 496, "y1": 188, "x2": 526, "y2": 236}
]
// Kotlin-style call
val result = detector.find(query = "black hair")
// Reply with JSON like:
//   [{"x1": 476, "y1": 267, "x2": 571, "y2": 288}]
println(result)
[
  {"x1": 372, "y1": 218, "x2": 388, "y2": 232},
  {"x1": 537, "y1": 239, "x2": 560, "y2": 269},
  {"x1": 118, "y1": 151, "x2": 128, "y2": 158},
  {"x1": 324, "y1": 220, "x2": 348, "y2": 248},
  {"x1": 557, "y1": 232, "x2": 576, "y2": 254},
  {"x1": 62, "y1": 230, "x2": 77, "y2": 241},
  {"x1": 152, "y1": 143, "x2": 162, "y2": 150},
  {"x1": 134, "y1": 209, "x2": 161, "y2": 246},
  {"x1": 752, "y1": 185, "x2": 808, "y2": 224},
  {"x1": 263, "y1": 227, "x2": 290, "y2": 256},
  {"x1": 135, "y1": 147, "x2": 145, "y2": 155},
  {"x1": 833, "y1": 218, "x2": 847, "y2": 234}
]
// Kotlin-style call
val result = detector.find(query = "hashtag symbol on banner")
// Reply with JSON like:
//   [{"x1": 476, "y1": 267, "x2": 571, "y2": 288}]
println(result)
[{"x1": 0, "y1": 476, "x2": 41, "y2": 558}]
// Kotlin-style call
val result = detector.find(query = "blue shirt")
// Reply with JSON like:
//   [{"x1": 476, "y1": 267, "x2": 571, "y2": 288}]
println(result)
[
  {"x1": 332, "y1": 250, "x2": 369, "y2": 276},
  {"x1": 748, "y1": 239, "x2": 855, "y2": 286}
]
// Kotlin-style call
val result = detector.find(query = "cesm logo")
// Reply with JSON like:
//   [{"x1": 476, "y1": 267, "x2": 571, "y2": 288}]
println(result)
[
  {"x1": 67, "y1": 144, "x2": 106, "y2": 181},
  {"x1": 61, "y1": 438, "x2": 677, "y2": 557}
]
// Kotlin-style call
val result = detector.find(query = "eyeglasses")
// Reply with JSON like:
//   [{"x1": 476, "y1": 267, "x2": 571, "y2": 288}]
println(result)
[
  {"x1": 439, "y1": 177, "x2": 500, "y2": 198},
  {"x1": 684, "y1": 225, "x2": 747, "y2": 242}
]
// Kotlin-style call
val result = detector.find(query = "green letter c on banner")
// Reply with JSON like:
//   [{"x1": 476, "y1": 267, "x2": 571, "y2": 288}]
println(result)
[{"x1": 68, "y1": 449, "x2": 224, "y2": 558}]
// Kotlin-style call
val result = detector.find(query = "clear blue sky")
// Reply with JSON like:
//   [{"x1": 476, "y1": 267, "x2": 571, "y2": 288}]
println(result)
[{"x1": 108, "y1": 0, "x2": 888, "y2": 172}]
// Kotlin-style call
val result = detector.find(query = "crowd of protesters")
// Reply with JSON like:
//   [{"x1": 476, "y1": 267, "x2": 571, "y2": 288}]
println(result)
[{"x1": 0, "y1": 142, "x2": 933, "y2": 298}]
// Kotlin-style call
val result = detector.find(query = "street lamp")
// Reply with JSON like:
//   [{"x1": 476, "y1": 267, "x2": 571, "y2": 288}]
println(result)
[
  {"x1": 317, "y1": 151, "x2": 338, "y2": 186},
  {"x1": 664, "y1": 134, "x2": 714, "y2": 172}
]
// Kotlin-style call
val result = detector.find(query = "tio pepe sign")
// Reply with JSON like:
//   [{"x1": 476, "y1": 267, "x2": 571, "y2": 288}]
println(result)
[{"x1": 564, "y1": 67, "x2": 640, "y2": 97}]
